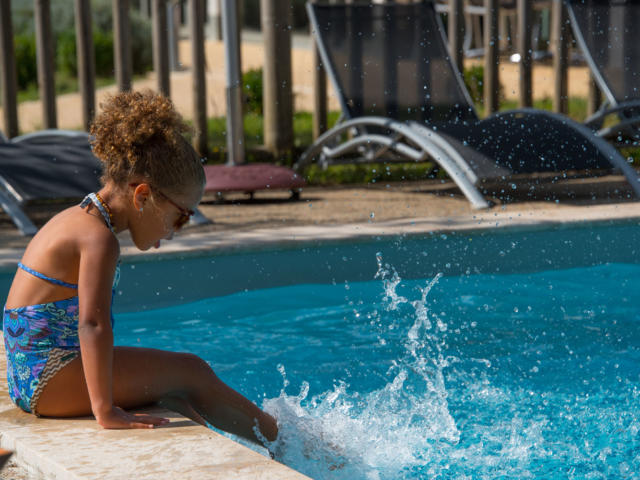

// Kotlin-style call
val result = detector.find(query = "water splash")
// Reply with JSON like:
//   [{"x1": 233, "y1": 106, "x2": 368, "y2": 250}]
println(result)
[
  {"x1": 375, "y1": 252, "x2": 408, "y2": 311},
  {"x1": 262, "y1": 257, "x2": 458, "y2": 479},
  {"x1": 119, "y1": 262, "x2": 640, "y2": 477}
]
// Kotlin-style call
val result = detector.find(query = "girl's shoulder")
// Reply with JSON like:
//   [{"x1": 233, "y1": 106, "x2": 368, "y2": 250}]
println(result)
[
  {"x1": 17, "y1": 205, "x2": 119, "y2": 292},
  {"x1": 33, "y1": 205, "x2": 119, "y2": 258}
]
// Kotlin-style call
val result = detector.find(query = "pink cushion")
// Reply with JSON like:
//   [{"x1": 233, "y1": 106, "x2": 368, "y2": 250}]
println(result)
[
  {"x1": 204, "y1": 164, "x2": 305, "y2": 193},
  {"x1": 204, "y1": 163, "x2": 306, "y2": 193}
]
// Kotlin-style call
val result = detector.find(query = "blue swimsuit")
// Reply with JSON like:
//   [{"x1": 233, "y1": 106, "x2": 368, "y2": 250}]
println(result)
[{"x1": 3, "y1": 193, "x2": 119, "y2": 414}]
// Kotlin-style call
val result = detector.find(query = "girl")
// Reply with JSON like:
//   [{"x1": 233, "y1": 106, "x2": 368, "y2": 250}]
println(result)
[{"x1": 2, "y1": 91, "x2": 278, "y2": 445}]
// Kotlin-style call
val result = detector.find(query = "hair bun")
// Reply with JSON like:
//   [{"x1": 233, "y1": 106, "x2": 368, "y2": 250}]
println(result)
[
  {"x1": 91, "y1": 90, "x2": 188, "y2": 169},
  {"x1": 89, "y1": 90, "x2": 204, "y2": 191}
]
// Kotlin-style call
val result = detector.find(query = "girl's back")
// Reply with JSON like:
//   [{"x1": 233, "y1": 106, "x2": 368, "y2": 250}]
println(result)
[{"x1": 5, "y1": 204, "x2": 115, "y2": 310}]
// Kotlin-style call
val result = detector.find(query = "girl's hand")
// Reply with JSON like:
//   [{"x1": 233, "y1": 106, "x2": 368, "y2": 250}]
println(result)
[{"x1": 96, "y1": 406, "x2": 169, "y2": 429}]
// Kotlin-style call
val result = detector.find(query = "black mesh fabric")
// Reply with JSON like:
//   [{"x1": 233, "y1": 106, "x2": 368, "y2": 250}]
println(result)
[
  {"x1": 441, "y1": 111, "x2": 614, "y2": 173},
  {"x1": 311, "y1": 2, "x2": 477, "y2": 124},
  {"x1": 309, "y1": 1, "x2": 626, "y2": 178},
  {"x1": 569, "y1": 0, "x2": 640, "y2": 103}
]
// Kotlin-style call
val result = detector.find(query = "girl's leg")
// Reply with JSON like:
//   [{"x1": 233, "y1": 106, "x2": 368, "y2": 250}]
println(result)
[
  {"x1": 36, "y1": 346, "x2": 278, "y2": 444},
  {"x1": 157, "y1": 394, "x2": 207, "y2": 427}
]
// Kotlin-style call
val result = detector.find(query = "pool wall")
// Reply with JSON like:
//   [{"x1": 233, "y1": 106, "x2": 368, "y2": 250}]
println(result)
[{"x1": 4, "y1": 220, "x2": 635, "y2": 313}]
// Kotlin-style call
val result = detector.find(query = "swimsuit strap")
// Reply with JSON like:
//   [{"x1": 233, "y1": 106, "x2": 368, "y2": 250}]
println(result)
[
  {"x1": 80, "y1": 193, "x2": 121, "y2": 290},
  {"x1": 16, "y1": 193, "x2": 119, "y2": 294},
  {"x1": 80, "y1": 193, "x2": 116, "y2": 235},
  {"x1": 17, "y1": 262, "x2": 78, "y2": 289}
]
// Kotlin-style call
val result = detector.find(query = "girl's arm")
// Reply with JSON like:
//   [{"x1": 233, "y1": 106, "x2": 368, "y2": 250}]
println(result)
[{"x1": 77, "y1": 233, "x2": 166, "y2": 429}]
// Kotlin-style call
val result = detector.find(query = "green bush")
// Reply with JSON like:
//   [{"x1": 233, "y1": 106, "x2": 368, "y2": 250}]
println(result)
[
  {"x1": 10, "y1": 0, "x2": 36, "y2": 35},
  {"x1": 94, "y1": 30, "x2": 115, "y2": 77},
  {"x1": 463, "y1": 64, "x2": 506, "y2": 112},
  {"x1": 620, "y1": 147, "x2": 640, "y2": 166},
  {"x1": 243, "y1": 68, "x2": 263, "y2": 115},
  {"x1": 56, "y1": 26, "x2": 149, "y2": 79},
  {"x1": 12, "y1": 0, "x2": 153, "y2": 91},
  {"x1": 91, "y1": 0, "x2": 153, "y2": 75},
  {"x1": 56, "y1": 30, "x2": 76, "y2": 77},
  {"x1": 129, "y1": 10, "x2": 153, "y2": 75},
  {"x1": 14, "y1": 34, "x2": 37, "y2": 90},
  {"x1": 305, "y1": 162, "x2": 437, "y2": 185},
  {"x1": 463, "y1": 65, "x2": 484, "y2": 105}
]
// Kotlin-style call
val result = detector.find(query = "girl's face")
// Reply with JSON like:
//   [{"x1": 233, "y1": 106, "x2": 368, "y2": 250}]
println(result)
[{"x1": 129, "y1": 182, "x2": 204, "y2": 251}]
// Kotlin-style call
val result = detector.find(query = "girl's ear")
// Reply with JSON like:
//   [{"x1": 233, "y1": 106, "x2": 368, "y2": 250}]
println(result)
[{"x1": 132, "y1": 183, "x2": 151, "y2": 212}]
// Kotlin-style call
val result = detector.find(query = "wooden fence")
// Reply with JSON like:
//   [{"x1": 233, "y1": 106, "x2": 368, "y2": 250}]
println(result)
[{"x1": 0, "y1": 0, "x2": 597, "y2": 158}]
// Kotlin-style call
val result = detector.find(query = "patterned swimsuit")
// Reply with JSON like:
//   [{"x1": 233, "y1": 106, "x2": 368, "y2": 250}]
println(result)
[{"x1": 3, "y1": 193, "x2": 119, "y2": 414}]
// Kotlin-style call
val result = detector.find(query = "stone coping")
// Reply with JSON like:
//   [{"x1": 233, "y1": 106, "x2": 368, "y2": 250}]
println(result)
[
  {"x1": 120, "y1": 201, "x2": 640, "y2": 260},
  {"x1": 0, "y1": 334, "x2": 309, "y2": 480},
  {"x1": 0, "y1": 202, "x2": 640, "y2": 271},
  {"x1": 2, "y1": 201, "x2": 639, "y2": 269}
]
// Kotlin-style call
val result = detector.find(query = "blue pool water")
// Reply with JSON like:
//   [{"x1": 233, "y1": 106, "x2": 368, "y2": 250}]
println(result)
[{"x1": 115, "y1": 253, "x2": 640, "y2": 479}]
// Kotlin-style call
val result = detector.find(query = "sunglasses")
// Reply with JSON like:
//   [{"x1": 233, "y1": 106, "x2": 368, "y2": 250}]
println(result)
[{"x1": 129, "y1": 183, "x2": 195, "y2": 229}]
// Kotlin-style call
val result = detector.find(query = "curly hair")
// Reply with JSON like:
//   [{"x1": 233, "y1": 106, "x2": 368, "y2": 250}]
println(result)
[{"x1": 90, "y1": 90, "x2": 205, "y2": 195}]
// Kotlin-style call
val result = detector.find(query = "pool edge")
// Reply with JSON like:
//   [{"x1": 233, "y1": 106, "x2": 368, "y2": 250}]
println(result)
[
  {"x1": 0, "y1": 333, "x2": 311, "y2": 480},
  {"x1": 2, "y1": 201, "x2": 638, "y2": 270},
  {"x1": 119, "y1": 202, "x2": 640, "y2": 263}
]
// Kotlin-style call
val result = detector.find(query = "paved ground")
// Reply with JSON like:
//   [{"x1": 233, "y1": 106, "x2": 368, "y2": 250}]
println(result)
[
  {"x1": 0, "y1": 461, "x2": 32, "y2": 480},
  {"x1": 2, "y1": 173, "x2": 639, "y2": 253}
]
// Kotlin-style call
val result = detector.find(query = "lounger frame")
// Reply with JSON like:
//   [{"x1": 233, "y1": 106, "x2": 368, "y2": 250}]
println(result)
[
  {"x1": 0, "y1": 130, "x2": 209, "y2": 235},
  {"x1": 565, "y1": 0, "x2": 640, "y2": 146},
  {"x1": 297, "y1": 0, "x2": 640, "y2": 208},
  {"x1": 0, "y1": 130, "x2": 92, "y2": 235}
]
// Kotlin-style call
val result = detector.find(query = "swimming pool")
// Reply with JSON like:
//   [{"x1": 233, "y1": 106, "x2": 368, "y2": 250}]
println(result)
[
  {"x1": 113, "y1": 220, "x2": 640, "y2": 479},
  {"x1": 2, "y1": 220, "x2": 639, "y2": 478}
]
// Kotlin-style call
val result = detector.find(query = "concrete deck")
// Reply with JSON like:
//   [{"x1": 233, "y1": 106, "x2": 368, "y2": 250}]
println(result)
[
  {"x1": 1, "y1": 178, "x2": 640, "y2": 479},
  {"x1": 0, "y1": 341, "x2": 309, "y2": 480}
]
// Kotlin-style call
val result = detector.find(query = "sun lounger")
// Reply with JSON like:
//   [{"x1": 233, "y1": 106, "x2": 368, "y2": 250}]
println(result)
[
  {"x1": 296, "y1": 1, "x2": 640, "y2": 208},
  {"x1": 565, "y1": 0, "x2": 640, "y2": 146},
  {"x1": 0, "y1": 129, "x2": 213, "y2": 235},
  {"x1": 0, "y1": 130, "x2": 102, "y2": 235}
]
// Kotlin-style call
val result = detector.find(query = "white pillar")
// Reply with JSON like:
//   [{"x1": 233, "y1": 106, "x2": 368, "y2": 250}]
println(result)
[{"x1": 207, "y1": 0, "x2": 222, "y2": 40}]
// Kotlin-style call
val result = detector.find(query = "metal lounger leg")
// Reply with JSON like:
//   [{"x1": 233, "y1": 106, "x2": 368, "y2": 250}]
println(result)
[
  {"x1": 188, "y1": 207, "x2": 212, "y2": 226},
  {"x1": 0, "y1": 188, "x2": 37, "y2": 235},
  {"x1": 297, "y1": 117, "x2": 491, "y2": 209}
]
